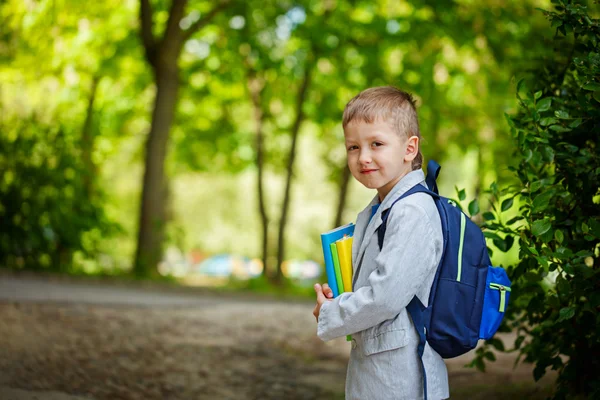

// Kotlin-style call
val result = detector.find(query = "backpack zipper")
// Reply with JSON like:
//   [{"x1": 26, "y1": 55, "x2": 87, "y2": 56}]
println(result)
[
  {"x1": 489, "y1": 283, "x2": 511, "y2": 312},
  {"x1": 457, "y1": 212, "x2": 466, "y2": 282}
]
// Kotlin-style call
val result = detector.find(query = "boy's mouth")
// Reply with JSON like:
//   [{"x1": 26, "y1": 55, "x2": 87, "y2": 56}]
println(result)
[{"x1": 360, "y1": 169, "x2": 378, "y2": 174}]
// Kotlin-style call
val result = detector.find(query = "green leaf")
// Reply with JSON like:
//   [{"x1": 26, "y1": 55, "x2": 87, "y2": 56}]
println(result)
[
  {"x1": 534, "y1": 364, "x2": 547, "y2": 381},
  {"x1": 484, "y1": 231, "x2": 504, "y2": 241},
  {"x1": 530, "y1": 151, "x2": 543, "y2": 168},
  {"x1": 525, "y1": 271, "x2": 542, "y2": 282},
  {"x1": 550, "y1": 125, "x2": 571, "y2": 133},
  {"x1": 534, "y1": 90, "x2": 542, "y2": 100},
  {"x1": 555, "y1": 247, "x2": 573, "y2": 257},
  {"x1": 506, "y1": 216, "x2": 524, "y2": 225},
  {"x1": 540, "y1": 117, "x2": 558, "y2": 126},
  {"x1": 582, "y1": 82, "x2": 600, "y2": 91},
  {"x1": 504, "y1": 235, "x2": 515, "y2": 251},
  {"x1": 582, "y1": 223, "x2": 589, "y2": 234},
  {"x1": 554, "y1": 229, "x2": 564, "y2": 243},
  {"x1": 542, "y1": 146, "x2": 555, "y2": 162},
  {"x1": 535, "y1": 255, "x2": 549, "y2": 268},
  {"x1": 468, "y1": 199, "x2": 479, "y2": 216},
  {"x1": 568, "y1": 119, "x2": 583, "y2": 128},
  {"x1": 484, "y1": 351, "x2": 496, "y2": 361},
  {"x1": 558, "y1": 307, "x2": 575, "y2": 321},
  {"x1": 536, "y1": 97, "x2": 552, "y2": 112},
  {"x1": 554, "y1": 110, "x2": 569, "y2": 119},
  {"x1": 514, "y1": 335, "x2": 525, "y2": 349},
  {"x1": 494, "y1": 237, "x2": 507, "y2": 252},
  {"x1": 501, "y1": 198, "x2": 514, "y2": 212},
  {"x1": 504, "y1": 113, "x2": 516, "y2": 128},
  {"x1": 558, "y1": 24, "x2": 567, "y2": 36},
  {"x1": 487, "y1": 337, "x2": 505, "y2": 351},
  {"x1": 516, "y1": 78, "x2": 527, "y2": 99},
  {"x1": 483, "y1": 212, "x2": 495, "y2": 221},
  {"x1": 532, "y1": 190, "x2": 554, "y2": 213},
  {"x1": 541, "y1": 228, "x2": 554, "y2": 243},
  {"x1": 532, "y1": 219, "x2": 552, "y2": 236},
  {"x1": 456, "y1": 187, "x2": 466, "y2": 201},
  {"x1": 530, "y1": 180, "x2": 544, "y2": 193},
  {"x1": 557, "y1": 277, "x2": 570, "y2": 295},
  {"x1": 564, "y1": 23, "x2": 573, "y2": 34}
]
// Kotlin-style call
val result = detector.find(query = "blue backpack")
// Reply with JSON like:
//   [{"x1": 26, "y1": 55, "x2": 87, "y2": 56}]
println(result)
[{"x1": 377, "y1": 160, "x2": 511, "y2": 398}]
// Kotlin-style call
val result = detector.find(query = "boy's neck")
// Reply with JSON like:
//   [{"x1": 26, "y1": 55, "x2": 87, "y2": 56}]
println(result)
[{"x1": 377, "y1": 170, "x2": 409, "y2": 202}]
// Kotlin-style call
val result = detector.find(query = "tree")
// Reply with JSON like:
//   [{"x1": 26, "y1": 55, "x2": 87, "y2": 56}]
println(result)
[
  {"x1": 470, "y1": 2, "x2": 600, "y2": 398},
  {"x1": 134, "y1": 0, "x2": 229, "y2": 277}
]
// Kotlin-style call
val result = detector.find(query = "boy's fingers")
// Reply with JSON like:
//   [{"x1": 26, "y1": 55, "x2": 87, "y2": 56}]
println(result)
[
  {"x1": 322, "y1": 283, "x2": 334, "y2": 298},
  {"x1": 314, "y1": 283, "x2": 322, "y2": 294},
  {"x1": 313, "y1": 284, "x2": 326, "y2": 303}
]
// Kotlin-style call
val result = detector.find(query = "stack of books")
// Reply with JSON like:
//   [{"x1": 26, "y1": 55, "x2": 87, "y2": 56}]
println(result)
[{"x1": 320, "y1": 223, "x2": 355, "y2": 341}]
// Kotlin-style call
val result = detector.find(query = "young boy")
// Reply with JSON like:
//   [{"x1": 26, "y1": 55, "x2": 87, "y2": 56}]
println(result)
[{"x1": 313, "y1": 86, "x2": 449, "y2": 399}]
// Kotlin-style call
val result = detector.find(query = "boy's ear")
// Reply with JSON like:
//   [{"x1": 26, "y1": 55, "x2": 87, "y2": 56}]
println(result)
[{"x1": 404, "y1": 135, "x2": 419, "y2": 162}]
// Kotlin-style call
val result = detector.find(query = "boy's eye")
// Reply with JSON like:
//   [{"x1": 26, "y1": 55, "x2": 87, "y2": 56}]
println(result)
[
  {"x1": 347, "y1": 145, "x2": 358, "y2": 151},
  {"x1": 372, "y1": 142, "x2": 383, "y2": 147}
]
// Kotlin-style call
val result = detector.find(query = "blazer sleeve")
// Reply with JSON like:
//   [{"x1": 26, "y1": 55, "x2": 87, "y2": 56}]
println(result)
[{"x1": 317, "y1": 201, "x2": 442, "y2": 341}]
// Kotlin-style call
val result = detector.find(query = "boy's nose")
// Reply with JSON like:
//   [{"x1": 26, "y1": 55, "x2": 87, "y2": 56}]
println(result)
[{"x1": 358, "y1": 150, "x2": 372, "y2": 164}]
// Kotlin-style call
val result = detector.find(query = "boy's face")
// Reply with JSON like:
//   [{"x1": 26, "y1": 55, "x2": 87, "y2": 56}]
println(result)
[{"x1": 344, "y1": 120, "x2": 416, "y2": 201}]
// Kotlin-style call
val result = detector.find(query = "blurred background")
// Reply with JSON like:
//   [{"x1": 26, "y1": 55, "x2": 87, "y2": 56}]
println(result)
[{"x1": 0, "y1": 0, "x2": 557, "y2": 285}]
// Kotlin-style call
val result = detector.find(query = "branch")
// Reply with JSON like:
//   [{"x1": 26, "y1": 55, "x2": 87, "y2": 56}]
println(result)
[
  {"x1": 182, "y1": 1, "x2": 230, "y2": 42},
  {"x1": 139, "y1": 0, "x2": 157, "y2": 64},
  {"x1": 163, "y1": 0, "x2": 188, "y2": 45}
]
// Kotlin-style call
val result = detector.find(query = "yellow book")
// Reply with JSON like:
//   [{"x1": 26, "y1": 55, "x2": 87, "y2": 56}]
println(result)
[
  {"x1": 335, "y1": 236, "x2": 353, "y2": 293},
  {"x1": 335, "y1": 235, "x2": 354, "y2": 342}
]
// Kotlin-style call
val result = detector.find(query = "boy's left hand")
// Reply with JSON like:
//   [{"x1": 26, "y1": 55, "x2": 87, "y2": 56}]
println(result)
[{"x1": 313, "y1": 283, "x2": 333, "y2": 322}]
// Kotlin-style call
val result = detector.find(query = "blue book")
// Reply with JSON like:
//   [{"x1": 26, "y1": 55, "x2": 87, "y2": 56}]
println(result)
[{"x1": 320, "y1": 223, "x2": 355, "y2": 298}]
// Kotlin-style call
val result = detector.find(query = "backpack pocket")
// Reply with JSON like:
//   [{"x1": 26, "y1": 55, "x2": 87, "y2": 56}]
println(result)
[{"x1": 479, "y1": 266, "x2": 511, "y2": 340}]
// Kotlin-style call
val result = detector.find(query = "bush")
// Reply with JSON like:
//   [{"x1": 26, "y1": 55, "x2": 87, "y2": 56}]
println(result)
[
  {"x1": 472, "y1": 2, "x2": 600, "y2": 398},
  {"x1": 0, "y1": 117, "x2": 119, "y2": 272}
]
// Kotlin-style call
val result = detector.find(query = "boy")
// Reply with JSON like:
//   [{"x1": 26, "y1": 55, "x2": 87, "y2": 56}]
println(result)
[{"x1": 313, "y1": 86, "x2": 449, "y2": 399}]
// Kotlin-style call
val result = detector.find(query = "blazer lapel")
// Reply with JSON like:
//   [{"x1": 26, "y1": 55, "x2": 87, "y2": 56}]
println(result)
[
  {"x1": 352, "y1": 197, "x2": 378, "y2": 271},
  {"x1": 352, "y1": 169, "x2": 428, "y2": 280},
  {"x1": 355, "y1": 205, "x2": 384, "y2": 269}
]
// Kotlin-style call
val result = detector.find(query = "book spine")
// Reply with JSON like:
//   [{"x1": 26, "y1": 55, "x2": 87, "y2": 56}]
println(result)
[
  {"x1": 330, "y1": 243, "x2": 345, "y2": 296},
  {"x1": 320, "y1": 236, "x2": 339, "y2": 298},
  {"x1": 336, "y1": 238, "x2": 353, "y2": 292}
]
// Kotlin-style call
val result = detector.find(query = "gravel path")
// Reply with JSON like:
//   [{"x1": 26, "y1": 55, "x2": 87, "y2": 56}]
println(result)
[{"x1": 0, "y1": 274, "x2": 554, "y2": 400}]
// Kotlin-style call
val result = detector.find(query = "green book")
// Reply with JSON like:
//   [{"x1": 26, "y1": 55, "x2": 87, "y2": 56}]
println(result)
[
  {"x1": 331, "y1": 242, "x2": 352, "y2": 342},
  {"x1": 330, "y1": 243, "x2": 345, "y2": 296}
]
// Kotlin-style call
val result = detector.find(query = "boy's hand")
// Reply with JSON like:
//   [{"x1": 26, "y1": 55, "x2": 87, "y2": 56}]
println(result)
[{"x1": 313, "y1": 283, "x2": 333, "y2": 322}]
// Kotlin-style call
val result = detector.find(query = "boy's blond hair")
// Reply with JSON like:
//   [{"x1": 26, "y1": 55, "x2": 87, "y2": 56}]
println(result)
[{"x1": 342, "y1": 86, "x2": 423, "y2": 170}]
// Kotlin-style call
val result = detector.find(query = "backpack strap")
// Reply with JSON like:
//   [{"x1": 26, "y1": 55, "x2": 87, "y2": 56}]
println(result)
[
  {"x1": 377, "y1": 184, "x2": 440, "y2": 249},
  {"x1": 377, "y1": 183, "x2": 440, "y2": 400},
  {"x1": 426, "y1": 160, "x2": 441, "y2": 194}
]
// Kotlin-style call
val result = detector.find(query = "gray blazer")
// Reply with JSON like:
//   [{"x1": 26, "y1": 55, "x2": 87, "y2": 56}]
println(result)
[{"x1": 317, "y1": 170, "x2": 449, "y2": 400}]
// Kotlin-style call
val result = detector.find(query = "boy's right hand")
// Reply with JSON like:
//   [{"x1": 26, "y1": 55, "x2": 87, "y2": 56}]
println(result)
[
  {"x1": 321, "y1": 283, "x2": 334, "y2": 299},
  {"x1": 313, "y1": 283, "x2": 334, "y2": 322}
]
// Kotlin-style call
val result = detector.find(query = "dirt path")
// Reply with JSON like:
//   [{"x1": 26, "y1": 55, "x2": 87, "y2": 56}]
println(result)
[{"x1": 0, "y1": 274, "x2": 553, "y2": 399}]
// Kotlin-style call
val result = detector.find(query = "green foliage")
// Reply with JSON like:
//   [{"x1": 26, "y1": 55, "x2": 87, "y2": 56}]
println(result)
[
  {"x1": 0, "y1": 118, "x2": 120, "y2": 271},
  {"x1": 469, "y1": 2, "x2": 600, "y2": 398}
]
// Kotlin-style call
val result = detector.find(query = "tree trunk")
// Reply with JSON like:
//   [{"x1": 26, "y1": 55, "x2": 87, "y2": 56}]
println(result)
[
  {"x1": 248, "y1": 78, "x2": 270, "y2": 278},
  {"x1": 333, "y1": 165, "x2": 351, "y2": 228},
  {"x1": 81, "y1": 75, "x2": 100, "y2": 198},
  {"x1": 134, "y1": 64, "x2": 179, "y2": 277},
  {"x1": 134, "y1": 0, "x2": 227, "y2": 277},
  {"x1": 275, "y1": 65, "x2": 311, "y2": 284}
]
